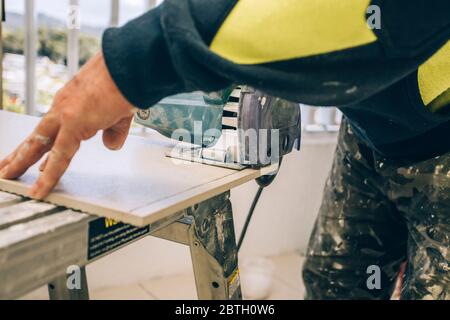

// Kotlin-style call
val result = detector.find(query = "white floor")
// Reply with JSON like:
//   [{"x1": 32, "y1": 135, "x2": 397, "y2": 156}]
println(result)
[{"x1": 21, "y1": 251, "x2": 305, "y2": 300}]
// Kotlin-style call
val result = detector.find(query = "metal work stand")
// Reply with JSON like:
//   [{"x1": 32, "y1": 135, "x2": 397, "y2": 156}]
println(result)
[
  {"x1": 153, "y1": 192, "x2": 242, "y2": 300},
  {"x1": 52, "y1": 192, "x2": 241, "y2": 300},
  {"x1": 48, "y1": 267, "x2": 90, "y2": 300}
]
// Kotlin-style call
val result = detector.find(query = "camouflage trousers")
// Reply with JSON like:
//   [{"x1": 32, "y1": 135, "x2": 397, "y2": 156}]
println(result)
[{"x1": 302, "y1": 119, "x2": 450, "y2": 300}]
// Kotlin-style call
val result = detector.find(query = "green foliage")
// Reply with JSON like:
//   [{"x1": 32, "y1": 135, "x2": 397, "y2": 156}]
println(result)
[
  {"x1": 38, "y1": 27, "x2": 67, "y2": 63},
  {"x1": 3, "y1": 29, "x2": 25, "y2": 55},
  {"x1": 79, "y1": 34, "x2": 100, "y2": 65},
  {"x1": 3, "y1": 27, "x2": 100, "y2": 65},
  {"x1": 3, "y1": 89, "x2": 25, "y2": 114}
]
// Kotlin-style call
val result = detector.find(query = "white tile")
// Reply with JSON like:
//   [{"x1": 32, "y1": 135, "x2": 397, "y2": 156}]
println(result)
[
  {"x1": 91, "y1": 284, "x2": 155, "y2": 300},
  {"x1": 140, "y1": 273, "x2": 197, "y2": 300},
  {"x1": 0, "y1": 111, "x2": 259, "y2": 227}
]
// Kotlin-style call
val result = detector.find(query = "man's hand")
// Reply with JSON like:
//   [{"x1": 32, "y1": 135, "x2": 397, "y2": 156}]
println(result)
[{"x1": 0, "y1": 52, "x2": 138, "y2": 199}]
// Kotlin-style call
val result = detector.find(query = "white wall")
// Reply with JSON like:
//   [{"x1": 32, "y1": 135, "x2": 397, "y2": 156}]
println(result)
[{"x1": 85, "y1": 133, "x2": 338, "y2": 289}]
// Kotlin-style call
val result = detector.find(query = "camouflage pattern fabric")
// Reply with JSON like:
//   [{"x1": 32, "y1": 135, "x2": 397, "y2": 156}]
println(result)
[{"x1": 303, "y1": 119, "x2": 450, "y2": 300}]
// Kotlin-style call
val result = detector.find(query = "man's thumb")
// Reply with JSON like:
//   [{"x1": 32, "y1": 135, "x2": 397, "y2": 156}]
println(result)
[{"x1": 102, "y1": 116, "x2": 133, "y2": 150}]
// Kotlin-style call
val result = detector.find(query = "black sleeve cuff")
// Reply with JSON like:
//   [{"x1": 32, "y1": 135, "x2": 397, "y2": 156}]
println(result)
[{"x1": 102, "y1": 6, "x2": 183, "y2": 109}]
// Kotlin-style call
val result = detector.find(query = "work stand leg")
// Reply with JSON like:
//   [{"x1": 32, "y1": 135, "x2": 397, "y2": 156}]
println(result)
[
  {"x1": 48, "y1": 266, "x2": 90, "y2": 300},
  {"x1": 188, "y1": 192, "x2": 242, "y2": 300}
]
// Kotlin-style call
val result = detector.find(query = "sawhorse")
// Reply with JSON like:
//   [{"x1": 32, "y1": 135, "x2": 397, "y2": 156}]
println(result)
[{"x1": 0, "y1": 191, "x2": 241, "y2": 300}]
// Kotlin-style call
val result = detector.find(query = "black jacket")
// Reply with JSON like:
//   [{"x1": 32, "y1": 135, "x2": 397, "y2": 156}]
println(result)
[{"x1": 102, "y1": 0, "x2": 450, "y2": 160}]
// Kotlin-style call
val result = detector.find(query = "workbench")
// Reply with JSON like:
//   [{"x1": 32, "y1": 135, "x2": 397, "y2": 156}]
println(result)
[{"x1": 0, "y1": 110, "x2": 265, "y2": 300}]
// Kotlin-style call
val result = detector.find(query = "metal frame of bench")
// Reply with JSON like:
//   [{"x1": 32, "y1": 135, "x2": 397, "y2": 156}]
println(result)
[{"x1": 0, "y1": 191, "x2": 242, "y2": 300}]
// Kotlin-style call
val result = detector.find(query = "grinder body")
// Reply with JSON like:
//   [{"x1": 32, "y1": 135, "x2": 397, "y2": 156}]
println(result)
[{"x1": 135, "y1": 87, "x2": 301, "y2": 168}]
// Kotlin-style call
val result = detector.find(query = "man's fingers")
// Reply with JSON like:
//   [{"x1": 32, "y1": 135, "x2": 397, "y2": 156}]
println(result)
[
  {"x1": 29, "y1": 128, "x2": 81, "y2": 199},
  {"x1": 0, "y1": 115, "x2": 59, "y2": 180},
  {"x1": 0, "y1": 148, "x2": 19, "y2": 172},
  {"x1": 0, "y1": 136, "x2": 54, "y2": 180},
  {"x1": 102, "y1": 116, "x2": 133, "y2": 150}
]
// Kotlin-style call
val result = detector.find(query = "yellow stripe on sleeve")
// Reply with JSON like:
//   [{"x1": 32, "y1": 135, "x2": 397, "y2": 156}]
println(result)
[
  {"x1": 418, "y1": 41, "x2": 450, "y2": 111},
  {"x1": 210, "y1": 0, "x2": 377, "y2": 64}
]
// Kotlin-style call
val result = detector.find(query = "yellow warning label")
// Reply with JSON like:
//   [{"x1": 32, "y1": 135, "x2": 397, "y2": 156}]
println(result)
[
  {"x1": 104, "y1": 218, "x2": 119, "y2": 228},
  {"x1": 227, "y1": 269, "x2": 241, "y2": 299}
]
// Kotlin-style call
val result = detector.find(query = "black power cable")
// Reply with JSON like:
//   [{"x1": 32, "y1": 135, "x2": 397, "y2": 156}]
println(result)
[
  {"x1": 237, "y1": 158, "x2": 283, "y2": 252},
  {"x1": 237, "y1": 185, "x2": 264, "y2": 252}
]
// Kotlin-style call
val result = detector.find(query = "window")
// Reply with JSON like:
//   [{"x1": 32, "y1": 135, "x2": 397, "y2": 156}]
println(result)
[
  {"x1": 35, "y1": 0, "x2": 69, "y2": 114},
  {"x1": 2, "y1": 0, "x2": 157, "y2": 116},
  {"x1": 3, "y1": 1, "x2": 26, "y2": 113}
]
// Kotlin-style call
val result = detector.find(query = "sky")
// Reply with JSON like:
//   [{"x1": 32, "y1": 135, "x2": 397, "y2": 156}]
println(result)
[{"x1": 5, "y1": 0, "x2": 160, "y2": 27}]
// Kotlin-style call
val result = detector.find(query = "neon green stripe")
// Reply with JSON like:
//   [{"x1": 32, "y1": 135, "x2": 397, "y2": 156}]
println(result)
[
  {"x1": 210, "y1": 0, "x2": 377, "y2": 64},
  {"x1": 418, "y1": 41, "x2": 450, "y2": 110}
]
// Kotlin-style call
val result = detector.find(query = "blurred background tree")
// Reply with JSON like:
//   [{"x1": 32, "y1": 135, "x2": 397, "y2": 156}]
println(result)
[
  {"x1": 3, "y1": 27, "x2": 99, "y2": 65},
  {"x1": 3, "y1": 29, "x2": 25, "y2": 55}
]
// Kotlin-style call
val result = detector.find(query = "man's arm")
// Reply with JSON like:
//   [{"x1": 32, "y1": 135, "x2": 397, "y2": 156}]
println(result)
[{"x1": 103, "y1": 0, "x2": 449, "y2": 108}]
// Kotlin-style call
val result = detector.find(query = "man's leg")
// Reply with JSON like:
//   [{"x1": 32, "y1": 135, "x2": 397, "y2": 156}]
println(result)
[
  {"x1": 302, "y1": 121, "x2": 408, "y2": 299},
  {"x1": 387, "y1": 154, "x2": 450, "y2": 300}
]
